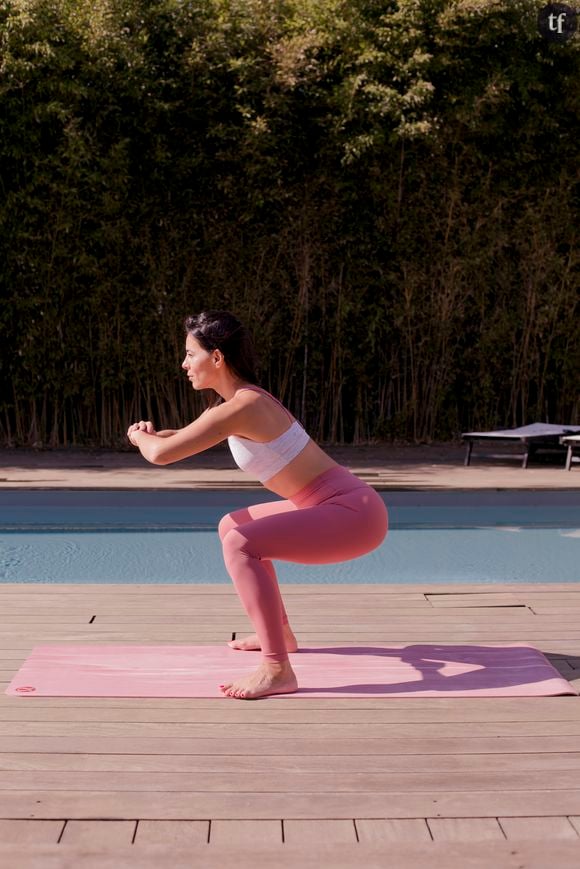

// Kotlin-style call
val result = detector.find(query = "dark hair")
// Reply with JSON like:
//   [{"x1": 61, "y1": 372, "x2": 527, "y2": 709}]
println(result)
[{"x1": 184, "y1": 310, "x2": 261, "y2": 408}]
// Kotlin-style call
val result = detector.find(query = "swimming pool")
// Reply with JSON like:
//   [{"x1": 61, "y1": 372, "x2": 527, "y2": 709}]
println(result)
[{"x1": 0, "y1": 490, "x2": 578, "y2": 585}]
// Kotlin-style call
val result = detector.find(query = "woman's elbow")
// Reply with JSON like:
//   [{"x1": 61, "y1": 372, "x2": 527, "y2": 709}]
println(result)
[
  {"x1": 143, "y1": 446, "x2": 168, "y2": 465},
  {"x1": 151, "y1": 447, "x2": 183, "y2": 466},
  {"x1": 151, "y1": 452, "x2": 170, "y2": 466}
]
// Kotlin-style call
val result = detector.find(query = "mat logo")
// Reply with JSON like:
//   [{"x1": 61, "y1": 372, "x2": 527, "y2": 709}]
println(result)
[
  {"x1": 538, "y1": 3, "x2": 578, "y2": 41},
  {"x1": 15, "y1": 686, "x2": 36, "y2": 693}
]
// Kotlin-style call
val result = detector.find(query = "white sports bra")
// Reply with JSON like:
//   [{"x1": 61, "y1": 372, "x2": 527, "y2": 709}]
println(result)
[{"x1": 227, "y1": 386, "x2": 310, "y2": 483}]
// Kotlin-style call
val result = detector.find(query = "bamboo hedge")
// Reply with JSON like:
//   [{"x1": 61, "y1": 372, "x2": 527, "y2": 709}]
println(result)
[{"x1": 0, "y1": 0, "x2": 578, "y2": 447}]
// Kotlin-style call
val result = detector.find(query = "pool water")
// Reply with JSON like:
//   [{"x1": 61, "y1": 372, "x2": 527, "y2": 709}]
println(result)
[{"x1": 0, "y1": 490, "x2": 578, "y2": 585}]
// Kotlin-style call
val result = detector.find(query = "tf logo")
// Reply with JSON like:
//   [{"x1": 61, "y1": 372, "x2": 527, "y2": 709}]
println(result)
[{"x1": 537, "y1": 3, "x2": 578, "y2": 41}]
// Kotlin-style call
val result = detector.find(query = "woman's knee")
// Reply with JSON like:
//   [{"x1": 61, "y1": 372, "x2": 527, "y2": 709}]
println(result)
[
  {"x1": 221, "y1": 526, "x2": 260, "y2": 565},
  {"x1": 218, "y1": 513, "x2": 236, "y2": 542}
]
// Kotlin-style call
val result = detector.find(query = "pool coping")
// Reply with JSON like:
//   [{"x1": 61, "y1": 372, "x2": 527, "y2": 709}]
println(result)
[{"x1": 0, "y1": 445, "x2": 579, "y2": 491}]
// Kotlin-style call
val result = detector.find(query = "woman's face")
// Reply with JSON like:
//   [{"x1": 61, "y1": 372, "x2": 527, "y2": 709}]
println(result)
[{"x1": 182, "y1": 335, "x2": 214, "y2": 389}]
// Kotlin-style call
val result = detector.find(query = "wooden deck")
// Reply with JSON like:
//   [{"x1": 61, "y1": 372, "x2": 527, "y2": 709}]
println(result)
[{"x1": 1, "y1": 582, "x2": 580, "y2": 868}]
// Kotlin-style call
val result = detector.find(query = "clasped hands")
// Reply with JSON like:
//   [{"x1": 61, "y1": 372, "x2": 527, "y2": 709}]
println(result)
[{"x1": 127, "y1": 420, "x2": 157, "y2": 447}]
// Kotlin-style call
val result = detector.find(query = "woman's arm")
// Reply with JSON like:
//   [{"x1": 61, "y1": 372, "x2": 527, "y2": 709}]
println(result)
[
  {"x1": 129, "y1": 430, "x2": 163, "y2": 463},
  {"x1": 131, "y1": 402, "x2": 245, "y2": 465},
  {"x1": 155, "y1": 408, "x2": 210, "y2": 439}
]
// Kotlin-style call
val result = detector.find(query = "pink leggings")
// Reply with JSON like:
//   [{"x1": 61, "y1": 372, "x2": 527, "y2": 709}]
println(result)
[{"x1": 218, "y1": 465, "x2": 388, "y2": 663}]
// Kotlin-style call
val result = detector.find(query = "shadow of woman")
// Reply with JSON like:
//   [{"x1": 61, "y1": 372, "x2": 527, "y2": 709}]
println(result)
[{"x1": 287, "y1": 643, "x2": 578, "y2": 696}]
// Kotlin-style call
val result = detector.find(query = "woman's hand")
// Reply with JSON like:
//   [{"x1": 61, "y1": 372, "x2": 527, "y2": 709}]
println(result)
[{"x1": 127, "y1": 420, "x2": 157, "y2": 446}]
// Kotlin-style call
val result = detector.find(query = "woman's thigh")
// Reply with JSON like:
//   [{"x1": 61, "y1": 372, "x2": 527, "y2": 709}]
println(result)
[
  {"x1": 222, "y1": 488, "x2": 388, "y2": 565},
  {"x1": 218, "y1": 498, "x2": 298, "y2": 542}
]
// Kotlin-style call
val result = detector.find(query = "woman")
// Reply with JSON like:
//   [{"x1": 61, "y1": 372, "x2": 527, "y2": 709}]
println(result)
[{"x1": 127, "y1": 311, "x2": 388, "y2": 700}]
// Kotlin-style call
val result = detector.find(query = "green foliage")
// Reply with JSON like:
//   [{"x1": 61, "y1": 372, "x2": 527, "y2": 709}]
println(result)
[{"x1": 0, "y1": 0, "x2": 578, "y2": 446}]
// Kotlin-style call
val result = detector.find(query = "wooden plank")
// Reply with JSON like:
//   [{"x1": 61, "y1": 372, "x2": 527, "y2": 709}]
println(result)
[
  {"x1": 2, "y1": 751, "x2": 580, "y2": 773},
  {"x1": 355, "y1": 818, "x2": 432, "y2": 842},
  {"x1": 0, "y1": 609, "x2": 549, "y2": 618},
  {"x1": 0, "y1": 628, "x2": 491, "y2": 639},
  {"x1": 15, "y1": 628, "x2": 578, "y2": 640},
  {"x1": 521, "y1": 643, "x2": 580, "y2": 653},
  {"x1": 4, "y1": 606, "x2": 540, "y2": 617},
  {"x1": 0, "y1": 614, "x2": 569, "y2": 625},
  {"x1": 518, "y1": 595, "x2": 580, "y2": 601},
  {"x1": 427, "y1": 817, "x2": 505, "y2": 840},
  {"x1": 1, "y1": 592, "x2": 578, "y2": 607},
  {"x1": 425, "y1": 594, "x2": 525, "y2": 607},
  {"x1": 0, "y1": 841, "x2": 580, "y2": 869},
  {"x1": 10, "y1": 613, "x2": 535, "y2": 623},
  {"x1": 2, "y1": 734, "x2": 580, "y2": 755},
  {"x1": 133, "y1": 820, "x2": 209, "y2": 846},
  {"x1": 499, "y1": 816, "x2": 579, "y2": 839},
  {"x1": 0, "y1": 819, "x2": 63, "y2": 844},
  {"x1": 0, "y1": 617, "x2": 569, "y2": 626},
  {"x1": 1, "y1": 615, "x2": 559, "y2": 625},
  {"x1": 4, "y1": 789, "x2": 580, "y2": 819},
  {"x1": 3, "y1": 700, "x2": 580, "y2": 722},
  {"x1": 0, "y1": 609, "x2": 552, "y2": 618},
  {"x1": 5, "y1": 720, "x2": 580, "y2": 739},
  {"x1": 0, "y1": 590, "x2": 422, "y2": 600},
  {"x1": 3, "y1": 768, "x2": 580, "y2": 793},
  {"x1": 60, "y1": 821, "x2": 135, "y2": 845},
  {"x1": 209, "y1": 820, "x2": 283, "y2": 845},
  {"x1": 7, "y1": 621, "x2": 525, "y2": 634},
  {"x1": 282, "y1": 820, "x2": 356, "y2": 844},
  {"x1": 0, "y1": 611, "x2": 545, "y2": 621}
]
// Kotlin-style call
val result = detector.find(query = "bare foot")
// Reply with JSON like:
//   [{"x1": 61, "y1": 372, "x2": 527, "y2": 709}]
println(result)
[
  {"x1": 219, "y1": 661, "x2": 298, "y2": 700},
  {"x1": 228, "y1": 624, "x2": 298, "y2": 653}
]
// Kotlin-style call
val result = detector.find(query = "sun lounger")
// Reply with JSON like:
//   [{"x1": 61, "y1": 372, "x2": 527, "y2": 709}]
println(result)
[
  {"x1": 561, "y1": 434, "x2": 580, "y2": 471},
  {"x1": 462, "y1": 423, "x2": 580, "y2": 468}
]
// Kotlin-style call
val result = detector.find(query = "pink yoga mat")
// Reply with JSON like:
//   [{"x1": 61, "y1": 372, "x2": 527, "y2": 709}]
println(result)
[{"x1": 5, "y1": 643, "x2": 576, "y2": 698}]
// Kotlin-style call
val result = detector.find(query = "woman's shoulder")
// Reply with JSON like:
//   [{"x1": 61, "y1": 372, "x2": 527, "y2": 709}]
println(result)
[
  {"x1": 229, "y1": 387, "x2": 276, "y2": 421},
  {"x1": 229, "y1": 386, "x2": 264, "y2": 406},
  {"x1": 228, "y1": 386, "x2": 294, "y2": 440}
]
